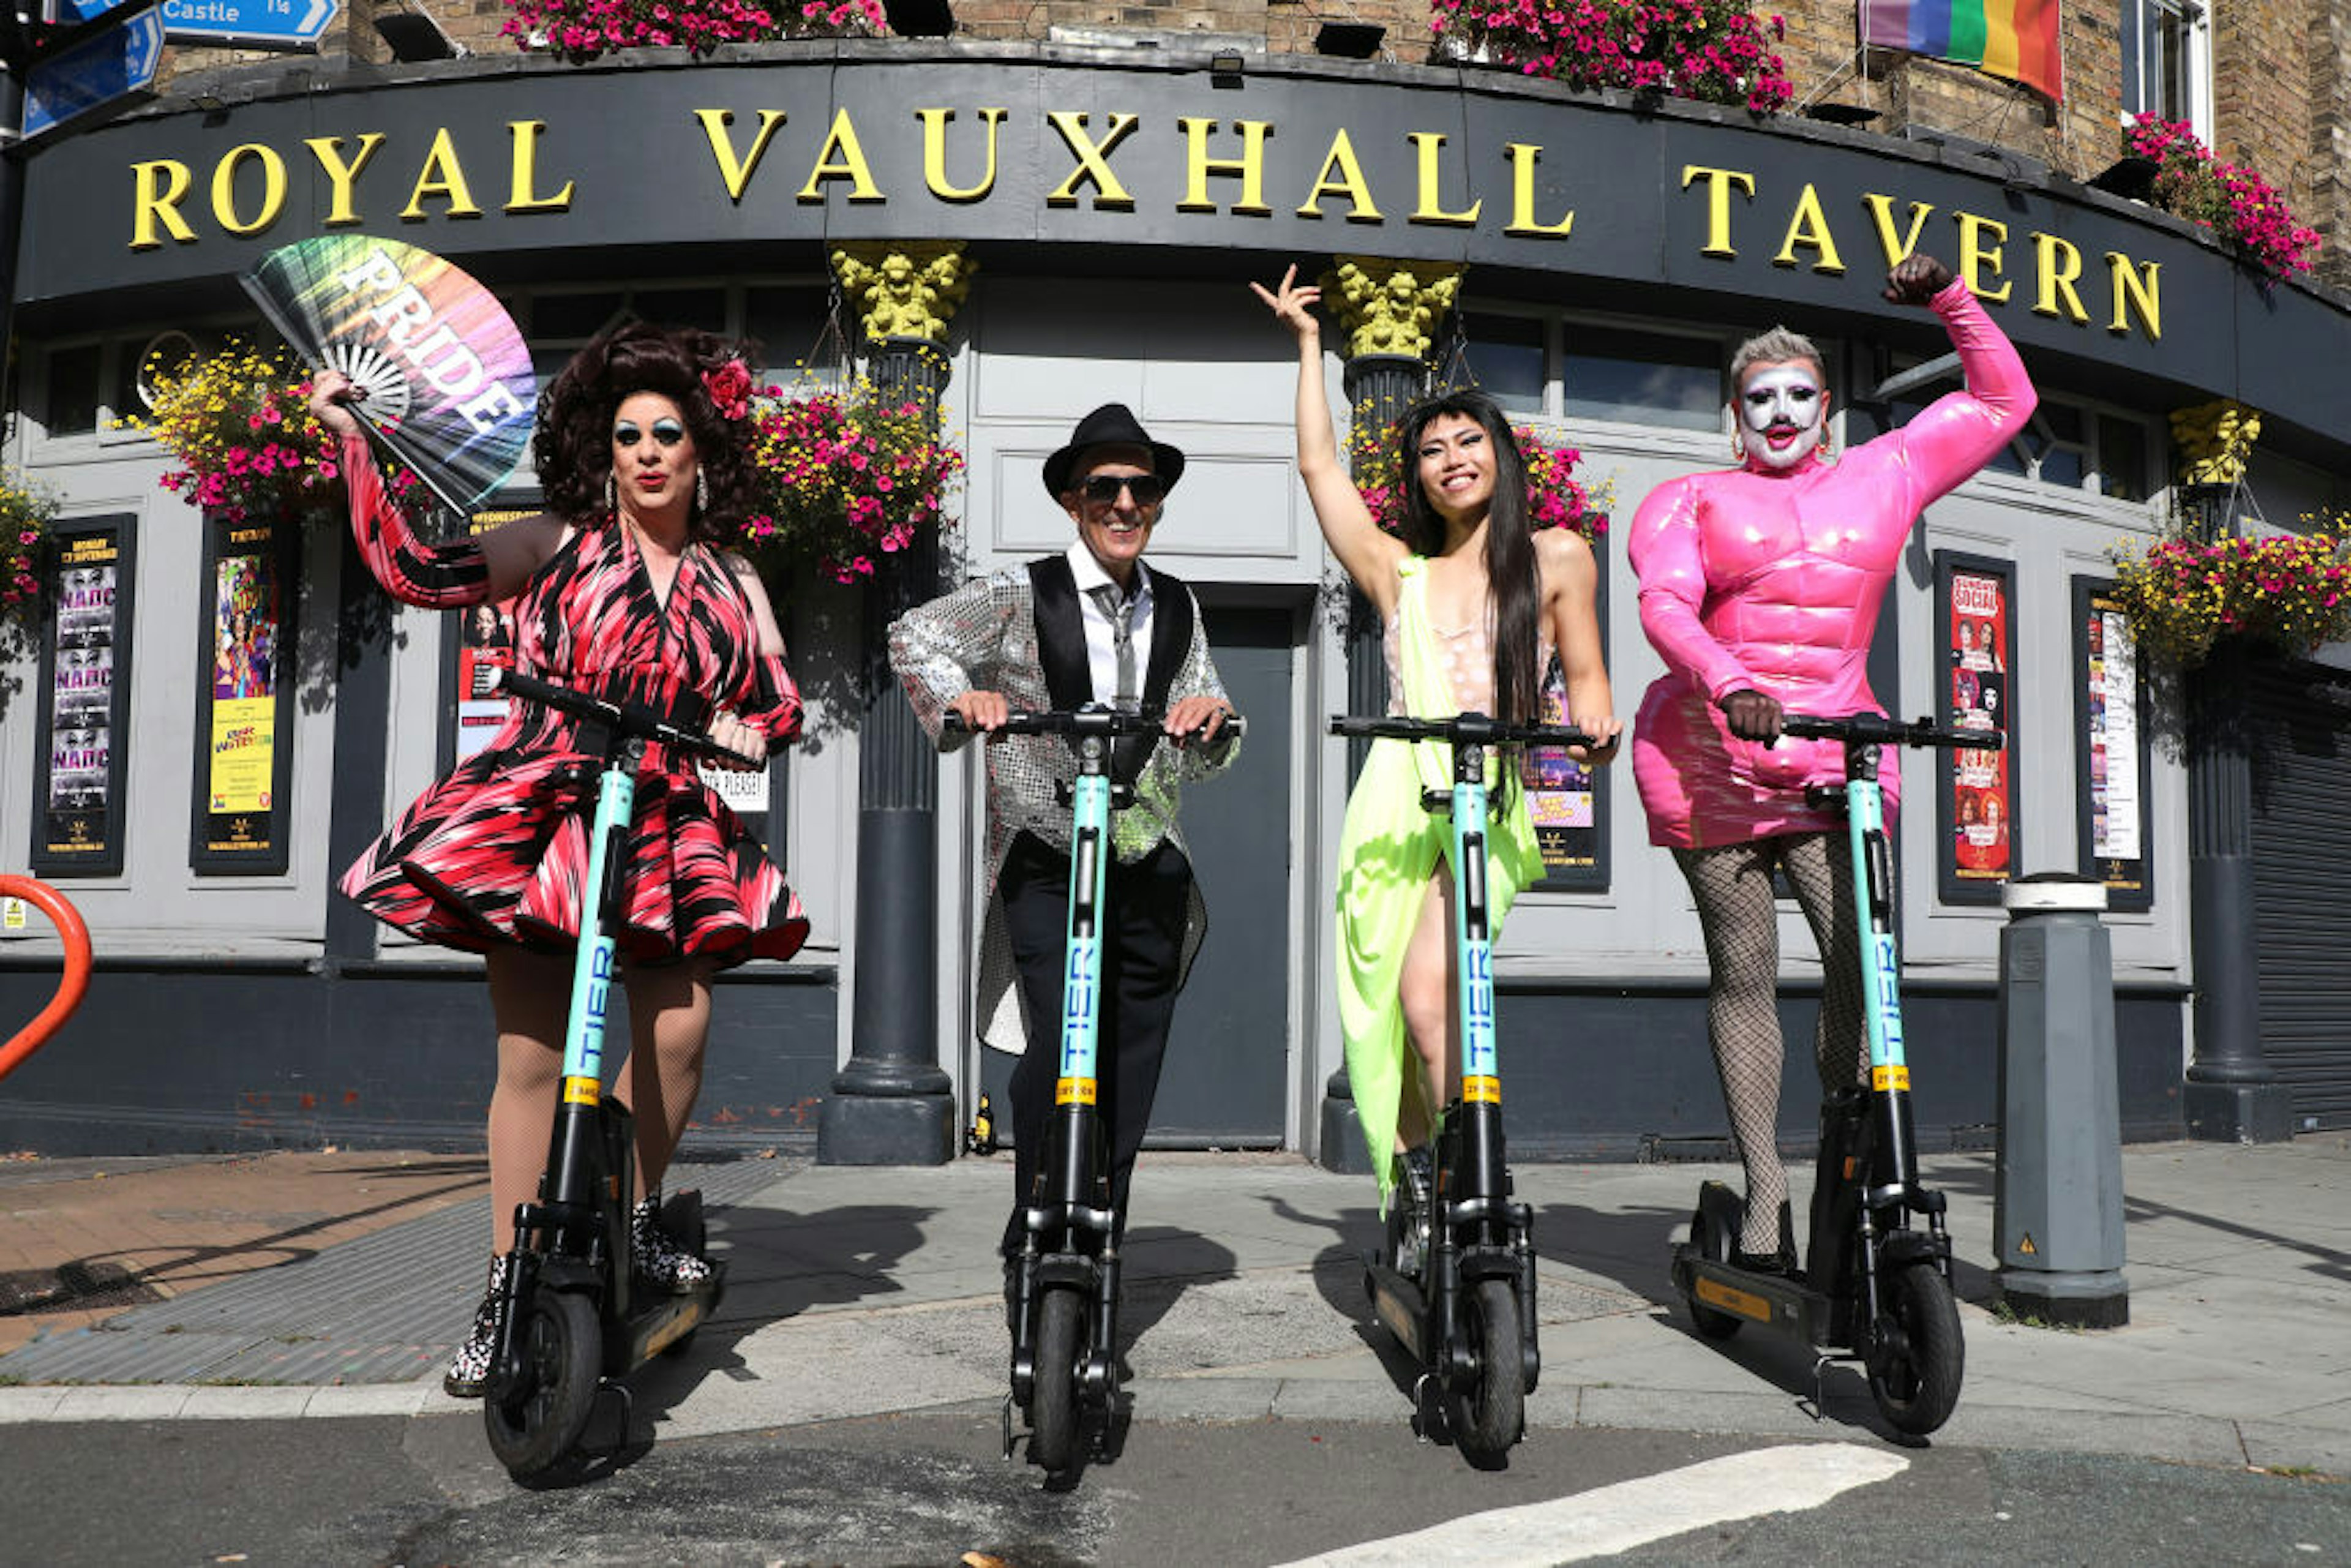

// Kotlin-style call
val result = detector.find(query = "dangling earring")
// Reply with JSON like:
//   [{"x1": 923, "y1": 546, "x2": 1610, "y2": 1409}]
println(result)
[
  {"x1": 605, "y1": 471, "x2": 618, "y2": 517},
  {"x1": 1820, "y1": 422, "x2": 1835, "y2": 459},
  {"x1": 1730, "y1": 426, "x2": 1747, "y2": 463},
  {"x1": 696, "y1": 470, "x2": 709, "y2": 515}
]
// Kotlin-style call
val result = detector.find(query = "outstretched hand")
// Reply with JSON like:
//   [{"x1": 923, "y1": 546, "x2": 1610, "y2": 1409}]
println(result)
[
  {"x1": 307, "y1": 369, "x2": 364, "y2": 437},
  {"x1": 1884, "y1": 253, "x2": 1957, "y2": 306},
  {"x1": 1250, "y1": 264, "x2": 1322, "y2": 342}
]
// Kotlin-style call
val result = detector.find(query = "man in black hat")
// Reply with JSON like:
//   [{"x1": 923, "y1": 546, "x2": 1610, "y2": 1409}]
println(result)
[{"x1": 888, "y1": 402, "x2": 1242, "y2": 1272}]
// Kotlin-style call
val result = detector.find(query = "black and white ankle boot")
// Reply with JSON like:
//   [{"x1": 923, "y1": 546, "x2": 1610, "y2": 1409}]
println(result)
[
  {"x1": 630, "y1": 1195, "x2": 714, "y2": 1292},
  {"x1": 443, "y1": 1253, "x2": 512, "y2": 1398}
]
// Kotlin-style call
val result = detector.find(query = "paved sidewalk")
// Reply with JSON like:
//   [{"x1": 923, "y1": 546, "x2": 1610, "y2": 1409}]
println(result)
[{"x1": 0, "y1": 1136, "x2": 2345, "y2": 1479}]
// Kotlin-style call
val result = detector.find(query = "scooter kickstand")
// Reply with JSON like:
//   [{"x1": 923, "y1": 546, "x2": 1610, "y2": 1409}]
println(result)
[
  {"x1": 1000, "y1": 1392, "x2": 1017, "y2": 1461},
  {"x1": 1409, "y1": 1371, "x2": 1438, "y2": 1444}
]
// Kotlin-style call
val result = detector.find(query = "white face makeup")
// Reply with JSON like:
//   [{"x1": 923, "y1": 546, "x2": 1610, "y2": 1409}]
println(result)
[{"x1": 1738, "y1": 361, "x2": 1828, "y2": 470}]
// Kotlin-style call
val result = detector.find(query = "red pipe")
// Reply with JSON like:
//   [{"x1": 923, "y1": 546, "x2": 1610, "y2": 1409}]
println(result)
[{"x1": 0, "y1": 875, "x2": 92, "y2": 1085}]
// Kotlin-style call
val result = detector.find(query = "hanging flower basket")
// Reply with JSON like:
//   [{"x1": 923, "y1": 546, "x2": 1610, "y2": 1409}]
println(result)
[
  {"x1": 1346, "y1": 412, "x2": 1613, "y2": 540},
  {"x1": 1428, "y1": 0, "x2": 1794, "y2": 114},
  {"x1": 117, "y1": 339, "x2": 429, "y2": 528},
  {"x1": 0, "y1": 469, "x2": 59, "y2": 648},
  {"x1": 729, "y1": 377, "x2": 966, "y2": 585},
  {"x1": 2109, "y1": 523, "x2": 2351, "y2": 669},
  {"x1": 2123, "y1": 115, "x2": 2320, "y2": 280},
  {"x1": 501, "y1": 0, "x2": 882, "y2": 62}
]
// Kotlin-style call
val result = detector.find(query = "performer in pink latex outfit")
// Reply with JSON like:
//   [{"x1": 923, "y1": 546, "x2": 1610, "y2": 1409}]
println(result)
[{"x1": 1627, "y1": 253, "x2": 2035, "y2": 1267}]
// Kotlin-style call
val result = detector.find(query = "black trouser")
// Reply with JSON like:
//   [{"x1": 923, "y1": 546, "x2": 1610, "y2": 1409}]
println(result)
[{"x1": 998, "y1": 831, "x2": 1193, "y2": 1256}]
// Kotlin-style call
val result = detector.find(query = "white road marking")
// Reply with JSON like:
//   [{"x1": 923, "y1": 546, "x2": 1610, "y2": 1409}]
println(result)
[{"x1": 1269, "y1": 1442, "x2": 1910, "y2": 1566}]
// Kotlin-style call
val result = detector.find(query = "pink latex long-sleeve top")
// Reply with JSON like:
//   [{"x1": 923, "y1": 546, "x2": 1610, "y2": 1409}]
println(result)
[{"x1": 1627, "y1": 281, "x2": 2036, "y2": 849}]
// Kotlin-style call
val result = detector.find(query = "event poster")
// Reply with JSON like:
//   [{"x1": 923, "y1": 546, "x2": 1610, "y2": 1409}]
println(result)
[
  {"x1": 1522, "y1": 659, "x2": 1605, "y2": 888},
  {"x1": 1936, "y1": 553, "x2": 2017, "y2": 904},
  {"x1": 191, "y1": 516, "x2": 298, "y2": 874},
  {"x1": 31, "y1": 517, "x2": 137, "y2": 876},
  {"x1": 2075, "y1": 577, "x2": 2154, "y2": 910}
]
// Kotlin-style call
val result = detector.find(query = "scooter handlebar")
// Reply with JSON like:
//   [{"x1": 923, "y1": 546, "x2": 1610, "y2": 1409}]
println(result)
[
  {"x1": 942, "y1": 705, "x2": 1245, "y2": 740},
  {"x1": 1779, "y1": 711, "x2": 2000, "y2": 751},
  {"x1": 1330, "y1": 711, "x2": 1595, "y2": 749},
  {"x1": 474, "y1": 664, "x2": 765, "y2": 770}
]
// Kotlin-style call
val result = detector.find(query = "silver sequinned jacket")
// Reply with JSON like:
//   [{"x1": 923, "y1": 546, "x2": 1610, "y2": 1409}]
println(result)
[{"x1": 887, "y1": 555, "x2": 1240, "y2": 1053}]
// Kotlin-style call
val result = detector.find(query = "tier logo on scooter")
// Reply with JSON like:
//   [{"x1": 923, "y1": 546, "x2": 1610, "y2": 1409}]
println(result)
[{"x1": 1060, "y1": 939, "x2": 1097, "y2": 1068}]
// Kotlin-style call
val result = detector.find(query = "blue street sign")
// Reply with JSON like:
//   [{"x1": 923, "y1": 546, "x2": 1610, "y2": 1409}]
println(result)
[
  {"x1": 21, "y1": 9, "x2": 164, "y2": 144},
  {"x1": 161, "y1": 0, "x2": 340, "y2": 50},
  {"x1": 42, "y1": 0, "x2": 149, "y2": 25}
]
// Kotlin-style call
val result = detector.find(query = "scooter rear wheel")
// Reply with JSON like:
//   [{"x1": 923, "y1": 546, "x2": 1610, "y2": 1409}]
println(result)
[
  {"x1": 1684, "y1": 1208, "x2": 1745, "y2": 1341},
  {"x1": 1029, "y1": 1284, "x2": 1086, "y2": 1476},
  {"x1": 484, "y1": 1288, "x2": 601, "y2": 1481},
  {"x1": 1448, "y1": 1278, "x2": 1525, "y2": 1463},
  {"x1": 1867, "y1": 1261, "x2": 1965, "y2": 1436}
]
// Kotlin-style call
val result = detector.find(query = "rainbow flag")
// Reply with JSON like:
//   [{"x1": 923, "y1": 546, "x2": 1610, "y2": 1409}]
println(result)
[{"x1": 1859, "y1": 0, "x2": 2064, "y2": 102}]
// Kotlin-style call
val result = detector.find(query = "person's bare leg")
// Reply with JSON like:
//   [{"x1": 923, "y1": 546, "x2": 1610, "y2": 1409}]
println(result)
[
  {"x1": 612, "y1": 957, "x2": 718, "y2": 1200},
  {"x1": 484, "y1": 947, "x2": 571, "y2": 1255},
  {"x1": 1394, "y1": 868, "x2": 1460, "y2": 1152}
]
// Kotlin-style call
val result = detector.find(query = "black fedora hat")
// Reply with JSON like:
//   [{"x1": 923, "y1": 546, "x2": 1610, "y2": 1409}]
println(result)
[{"x1": 1041, "y1": 403, "x2": 1187, "y2": 500}]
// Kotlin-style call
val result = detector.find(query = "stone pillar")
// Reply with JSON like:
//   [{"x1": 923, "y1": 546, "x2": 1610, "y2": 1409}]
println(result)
[
  {"x1": 1311, "y1": 257, "x2": 1461, "y2": 1176},
  {"x1": 817, "y1": 243, "x2": 975, "y2": 1166}
]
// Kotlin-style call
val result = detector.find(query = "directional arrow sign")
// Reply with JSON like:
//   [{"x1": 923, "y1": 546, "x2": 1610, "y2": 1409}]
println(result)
[
  {"x1": 162, "y1": 0, "x2": 340, "y2": 50},
  {"x1": 22, "y1": 9, "x2": 165, "y2": 143}
]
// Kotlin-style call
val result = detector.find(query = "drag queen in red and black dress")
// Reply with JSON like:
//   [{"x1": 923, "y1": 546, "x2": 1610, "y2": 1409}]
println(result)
[{"x1": 312, "y1": 323, "x2": 806, "y2": 1395}]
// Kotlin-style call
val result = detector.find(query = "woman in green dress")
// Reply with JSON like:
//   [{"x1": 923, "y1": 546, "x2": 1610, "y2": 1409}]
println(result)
[{"x1": 1254, "y1": 266, "x2": 1621, "y2": 1210}]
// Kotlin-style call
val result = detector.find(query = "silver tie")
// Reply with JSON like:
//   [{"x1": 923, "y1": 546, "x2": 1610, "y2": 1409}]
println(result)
[{"x1": 1091, "y1": 583, "x2": 1138, "y2": 710}]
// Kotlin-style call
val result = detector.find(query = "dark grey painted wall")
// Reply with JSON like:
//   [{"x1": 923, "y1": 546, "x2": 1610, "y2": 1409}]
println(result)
[{"x1": 0, "y1": 960, "x2": 838, "y2": 1155}]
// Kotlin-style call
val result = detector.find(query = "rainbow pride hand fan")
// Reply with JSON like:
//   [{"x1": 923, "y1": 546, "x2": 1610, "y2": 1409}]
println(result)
[{"x1": 240, "y1": 236, "x2": 536, "y2": 516}]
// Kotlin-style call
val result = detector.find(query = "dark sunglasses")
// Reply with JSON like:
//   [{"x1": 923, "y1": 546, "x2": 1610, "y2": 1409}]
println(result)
[{"x1": 1080, "y1": 473, "x2": 1166, "y2": 506}]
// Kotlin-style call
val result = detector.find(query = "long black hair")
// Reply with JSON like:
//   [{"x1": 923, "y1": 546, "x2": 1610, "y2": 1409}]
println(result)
[
  {"x1": 1393, "y1": 387, "x2": 1543, "y2": 809},
  {"x1": 533, "y1": 321, "x2": 759, "y2": 544}
]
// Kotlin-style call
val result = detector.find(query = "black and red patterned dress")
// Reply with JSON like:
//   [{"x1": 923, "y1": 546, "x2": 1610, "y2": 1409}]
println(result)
[{"x1": 337, "y1": 433, "x2": 808, "y2": 966}]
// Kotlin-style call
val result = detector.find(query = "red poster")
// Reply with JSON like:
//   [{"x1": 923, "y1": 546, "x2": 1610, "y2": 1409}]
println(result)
[{"x1": 1948, "y1": 569, "x2": 2012, "y2": 883}]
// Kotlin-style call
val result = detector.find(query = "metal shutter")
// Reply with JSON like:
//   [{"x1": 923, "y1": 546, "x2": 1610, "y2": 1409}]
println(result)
[{"x1": 2250, "y1": 656, "x2": 2351, "y2": 1130}]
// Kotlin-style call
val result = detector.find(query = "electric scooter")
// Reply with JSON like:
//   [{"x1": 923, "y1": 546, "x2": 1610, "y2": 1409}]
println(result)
[
  {"x1": 1670, "y1": 710, "x2": 1990, "y2": 1437},
  {"x1": 1332, "y1": 708, "x2": 1592, "y2": 1466},
  {"x1": 947, "y1": 702, "x2": 1240, "y2": 1480},
  {"x1": 471, "y1": 664, "x2": 743, "y2": 1482}
]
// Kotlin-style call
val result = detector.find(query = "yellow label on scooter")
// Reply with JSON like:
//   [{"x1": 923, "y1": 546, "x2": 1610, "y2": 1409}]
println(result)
[
  {"x1": 1463, "y1": 1075, "x2": 1501, "y2": 1104},
  {"x1": 562, "y1": 1075, "x2": 601, "y2": 1106},
  {"x1": 1695, "y1": 1275, "x2": 1775, "y2": 1323},
  {"x1": 1872, "y1": 1064, "x2": 1911, "y2": 1092},
  {"x1": 1056, "y1": 1078, "x2": 1097, "y2": 1106}
]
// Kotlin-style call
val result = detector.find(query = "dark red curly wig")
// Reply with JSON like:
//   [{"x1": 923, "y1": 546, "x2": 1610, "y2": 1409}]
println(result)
[{"x1": 534, "y1": 321, "x2": 761, "y2": 544}]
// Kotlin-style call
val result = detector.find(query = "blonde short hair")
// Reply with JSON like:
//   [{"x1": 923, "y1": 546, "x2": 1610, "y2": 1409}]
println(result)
[{"x1": 1731, "y1": 327, "x2": 1827, "y2": 389}]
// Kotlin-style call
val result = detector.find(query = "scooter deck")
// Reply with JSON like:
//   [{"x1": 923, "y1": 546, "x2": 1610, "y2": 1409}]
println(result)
[
  {"x1": 621, "y1": 1267, "x2": 726, "y2": 1370},
  {"x1": 1363, "y1": 1258, "x2": 1428, "y2": 1366},
  {"x1": 1670, "y1": 1245, "x2": 1842, "y2": 1346}
]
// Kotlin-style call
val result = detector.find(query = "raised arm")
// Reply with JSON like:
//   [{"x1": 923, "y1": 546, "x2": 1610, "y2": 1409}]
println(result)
[
  {"x1": 1251, "y1": 266, "x2": 1409, "y2": 618},
  {"x1": 1880, "y1": 255, "x2": 2039, "y2": 509},
  {"x1": 310, "y1": 369, "x2": 561, "y2": 609}
]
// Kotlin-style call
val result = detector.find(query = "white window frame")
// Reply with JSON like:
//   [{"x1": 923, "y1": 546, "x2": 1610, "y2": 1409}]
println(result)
[{"x1": 2120, "y1": 0, "x2": 2213, "y2": 139}]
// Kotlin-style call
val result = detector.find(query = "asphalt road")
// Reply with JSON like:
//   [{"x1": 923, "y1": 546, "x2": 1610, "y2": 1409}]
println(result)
[{"x1": 5, "y1": 1410, "x2": 2343, "y2": 1567}]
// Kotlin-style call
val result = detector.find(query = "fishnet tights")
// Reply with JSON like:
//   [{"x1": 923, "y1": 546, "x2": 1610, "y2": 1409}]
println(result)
[{"x1": 1672, "y1": 833, "x2": 1874, "y2": 1255}]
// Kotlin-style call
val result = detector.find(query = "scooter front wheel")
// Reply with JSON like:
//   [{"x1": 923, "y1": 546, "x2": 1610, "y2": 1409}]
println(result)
[
  {"x1": 1448, "y1": 1278, "x2": 1525, "y2": 1463},
  {"x1": 484, "y1": 1288, "x2": 601, "y2": 1481},
  {"x1": 1028, "y1": 1284, "x2": 1086, "y2": 1476},
  {"x1": 1867, "y1": 1261, "x2": 1965, "y2": 1436}
]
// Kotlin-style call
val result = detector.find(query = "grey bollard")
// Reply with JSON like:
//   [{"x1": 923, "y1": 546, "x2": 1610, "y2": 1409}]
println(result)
[{"x1": 1994, "y1": 873, "x2": 2129, "y2": 1328}]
